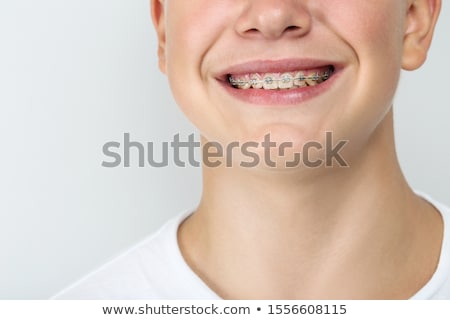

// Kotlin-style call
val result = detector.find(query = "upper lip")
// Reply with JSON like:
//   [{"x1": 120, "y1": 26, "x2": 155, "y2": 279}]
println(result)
[{"x1": 215, "y1": 58, "x2": 340, "y2": 80}]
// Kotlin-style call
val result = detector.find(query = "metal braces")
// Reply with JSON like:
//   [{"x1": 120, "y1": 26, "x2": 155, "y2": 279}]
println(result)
[{"x1": 229, "y1": 69, "x2": 333, "y2": 88}]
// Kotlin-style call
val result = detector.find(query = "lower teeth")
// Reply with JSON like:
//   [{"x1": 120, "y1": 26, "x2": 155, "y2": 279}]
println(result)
[{"x1": 229, "y1": 67, "x2": 334, "y2": 90}]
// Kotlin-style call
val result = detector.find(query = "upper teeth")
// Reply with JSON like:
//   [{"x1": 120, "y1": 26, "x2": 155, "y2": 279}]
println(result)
[{"x1": 229, "y1": 68, "x2": 333, "y2": 90}]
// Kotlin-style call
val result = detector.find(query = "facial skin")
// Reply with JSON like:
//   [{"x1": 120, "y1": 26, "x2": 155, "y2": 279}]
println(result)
[
  {"x1": 152, "y1": 0, "x2": 440, "y2": 169},
  {"x1": 151, "y1": 0, "x2": 443, "y2": 299}
]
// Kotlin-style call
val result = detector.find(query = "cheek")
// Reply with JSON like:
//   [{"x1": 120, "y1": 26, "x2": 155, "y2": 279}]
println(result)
[
  {"x1": 164, "y1": 1, "x2": 233, "y2": 123},
  {"x1": 165, "y1": 0, "x2": 232, "y2": 73},
  {"x1": 321, "y1": 1, "x2": 407, "y2": 141},
  {"x1": 326, "y1": 1, "x2": 405, "y2": 54},
  {"x1": 347, "y1": 3, "x2": 405, "y2": 103},
  {"x1": 332, "y1": 1, "x2": 406, "y2": 89}
]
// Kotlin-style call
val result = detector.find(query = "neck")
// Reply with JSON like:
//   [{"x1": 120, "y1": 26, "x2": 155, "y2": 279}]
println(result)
[{"x1": 178, "y1": 111, "x2": 443, "y2": 299}]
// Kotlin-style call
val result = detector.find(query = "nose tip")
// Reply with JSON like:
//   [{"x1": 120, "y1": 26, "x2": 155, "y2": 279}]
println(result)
[{"x1": 235, "y1": 1, "x2": 311, "y2": 40}]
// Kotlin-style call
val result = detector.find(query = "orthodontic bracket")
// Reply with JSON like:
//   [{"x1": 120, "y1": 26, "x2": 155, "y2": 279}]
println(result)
[{"x1": 229, "y1": 69, "x2": 333, "y2": 88}]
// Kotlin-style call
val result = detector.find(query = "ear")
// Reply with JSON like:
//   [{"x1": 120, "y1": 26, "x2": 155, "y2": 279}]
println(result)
[
  {"x1": 402, "y1": 0, "x2": 441, "y2": 70},
  {"x1": 151, "y1": 0, "x2": 167, "y2": 73}
]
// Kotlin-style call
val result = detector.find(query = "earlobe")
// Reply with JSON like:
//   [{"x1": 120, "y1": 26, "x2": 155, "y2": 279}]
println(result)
[
  {"x1": 402, "y1": 0, "x2": 441, "y2": 71},
  {"x1": 151, "y1": 0, "x2": 167, "y2": 73}
]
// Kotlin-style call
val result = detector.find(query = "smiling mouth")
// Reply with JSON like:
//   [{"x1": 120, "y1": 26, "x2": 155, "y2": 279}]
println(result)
[{"x1": 227, "y1": 65, "x2": 335, "y2": 90}]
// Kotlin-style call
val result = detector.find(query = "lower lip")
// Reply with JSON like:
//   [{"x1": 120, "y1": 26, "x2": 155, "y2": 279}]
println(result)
[{"x1": 218, "y1": 69, "x2": 342, "y2": 107}]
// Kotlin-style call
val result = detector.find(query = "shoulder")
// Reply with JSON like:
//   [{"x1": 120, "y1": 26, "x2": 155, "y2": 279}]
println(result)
[
  {"x1": 413, "y1": 193, "x2": 450, "y2": 299},
  {"x1": 52, "y1": 210, "x2": 192, "y2": 299},
  {"x1": 432, "y1": 198, "x2": 450, "y2": 299}
]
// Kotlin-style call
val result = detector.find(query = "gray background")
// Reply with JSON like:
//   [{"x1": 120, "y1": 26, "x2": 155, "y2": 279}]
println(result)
[{"x1": 0, "y1": 1, "x2": 448, "y2": 299}]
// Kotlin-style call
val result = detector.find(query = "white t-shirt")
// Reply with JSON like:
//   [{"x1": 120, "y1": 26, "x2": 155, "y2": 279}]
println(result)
[{"x1": 54, "y1": 195, "x2": 450, "y2": 300}]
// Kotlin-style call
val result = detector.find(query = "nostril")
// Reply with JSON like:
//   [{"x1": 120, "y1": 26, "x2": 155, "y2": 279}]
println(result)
[
  {"x1": 246, "y1": 28, "x2": 260, "y2": 35},
  {"x1": 243, "y1": 25, "x2": 302, "y2": 39},
  {"x1": 285, "y1": 26, "x2": 300, "y2": 32}
]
